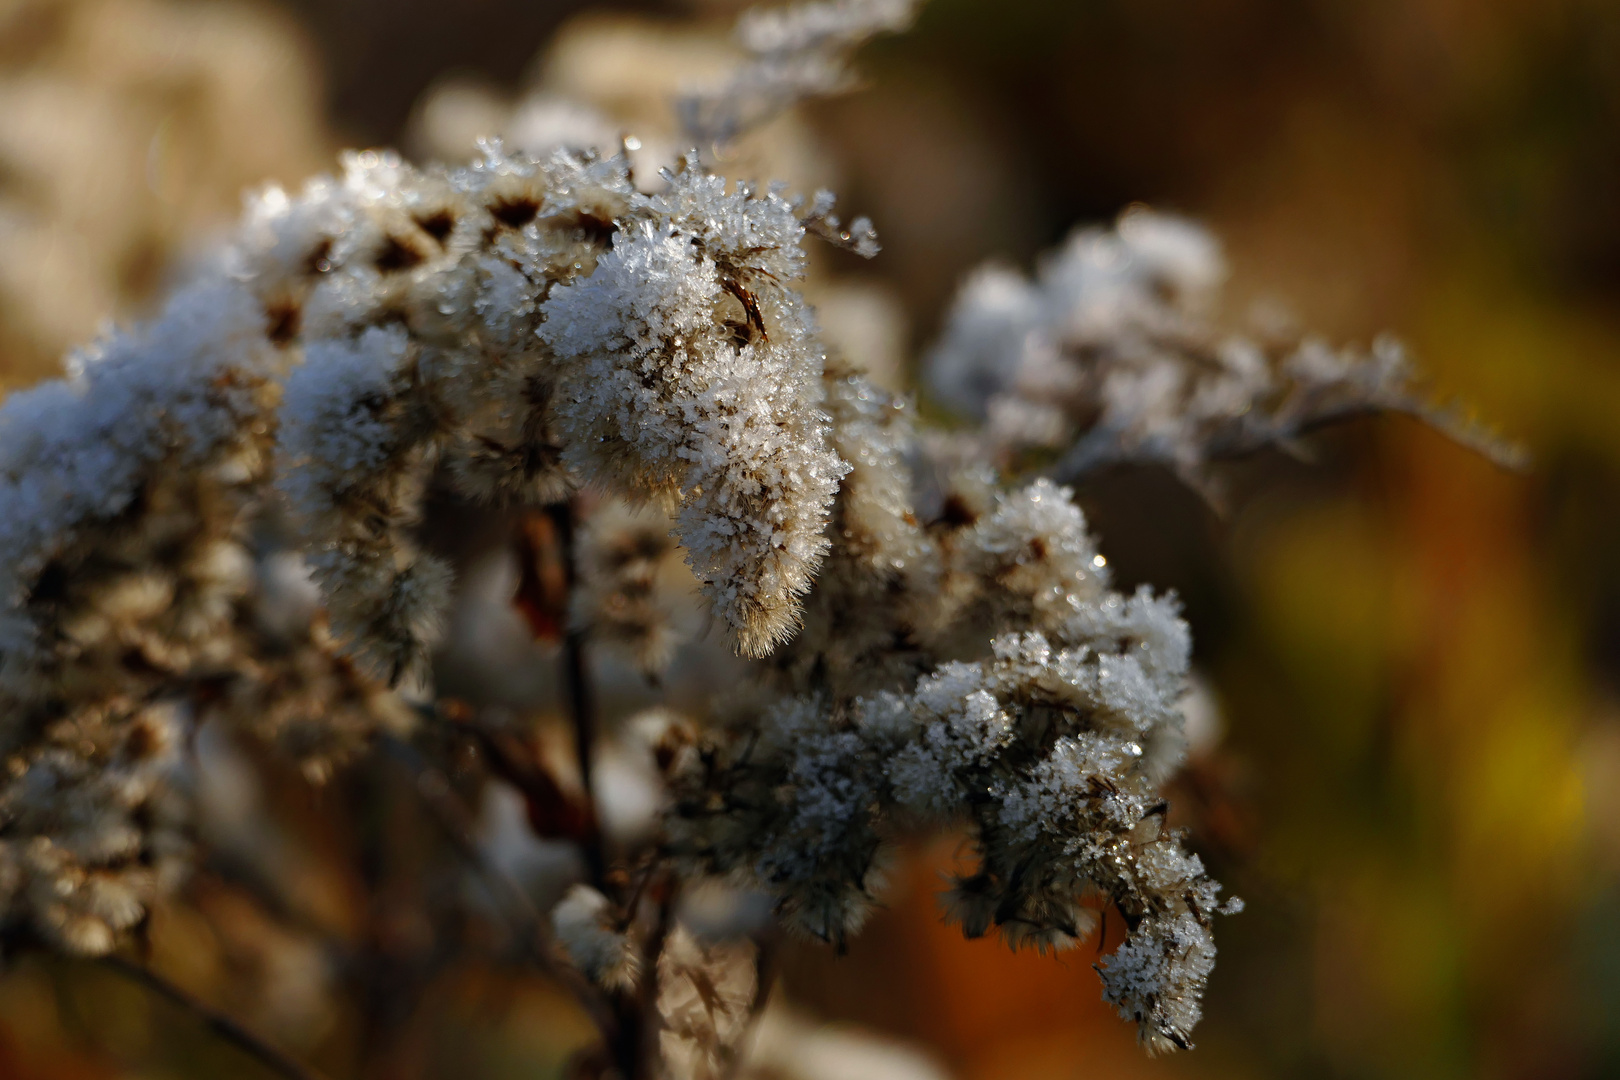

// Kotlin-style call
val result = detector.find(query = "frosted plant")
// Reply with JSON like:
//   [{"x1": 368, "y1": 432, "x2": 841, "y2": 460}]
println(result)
[
  {"x1": 666, "y1": 467, "x2": 1238, "y2": 1050},
  {"x1": 0, "y1": 0, "x2": 1519, "y2": 1075},
  {"x1": 679, "y1": 0, "x2": 921, "y2": 148},
  {"x1": 928, "y1": 206, "x2": 1524, "y2": 501},
  {"x1": 0, "y1": 120, "x2": 874, "y2": 960},
  {"x1": 554, "y1": 882, "x2": 643, "y2": 992},
  {"x1": 539, "y1": 162, "x2": 851, "y2": 656}
]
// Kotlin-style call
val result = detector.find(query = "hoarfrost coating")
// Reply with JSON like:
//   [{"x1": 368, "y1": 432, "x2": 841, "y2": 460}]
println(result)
[
  {"x1": 0, "y1": 144, "x2": 861, "y2": 962},
  {"x1": 0, "y1": 0, "x2": 1530, "y2": 1071},
  {"x1": 926, "y1": 206, "x2": 1524, "y2": 502},
  {"x1": 0, "y1": 137, "x2": 1246, "y2": 1051},
  {"x1": 665, "y1": 467, "x2": 1239, "y2": 1051}
]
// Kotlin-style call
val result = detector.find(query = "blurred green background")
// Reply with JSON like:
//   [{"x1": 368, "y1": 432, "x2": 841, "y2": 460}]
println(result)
[{"x1": 2, "y1": 0, "x2": 1619, "y2": 1077}]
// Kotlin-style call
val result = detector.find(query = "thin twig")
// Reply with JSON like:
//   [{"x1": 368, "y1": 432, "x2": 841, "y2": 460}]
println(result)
[
  {"x1": 549, "y1": 492, "x2": 662, "y2": 1076},
  {"x1": 547, "y1": 497, "x2": 608, "y2": 886},
  {"x1": 376, "y1": 730, "x2": 622, "y2": 1044},
  {"x1": 514, "y1": 498, "x2": 650, "y2": 1073},
  {"x1": 97, "y1": 954, "x2": 323, "y2": 1080},
  {"x1": 621, "y1": 877, "x2": 674, "y2": 1080},
  {"x1": 615, "y1": 853, "x2": 660, "y2": 933}
]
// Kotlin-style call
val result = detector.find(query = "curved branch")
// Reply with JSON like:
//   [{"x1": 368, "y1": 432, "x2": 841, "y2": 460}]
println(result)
[{"x1": 97, "y1": 954, "x2": 324, "y2": 1080}]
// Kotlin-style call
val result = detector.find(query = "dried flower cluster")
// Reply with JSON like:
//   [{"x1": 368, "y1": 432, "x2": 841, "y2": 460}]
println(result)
[
  {"x1": 665, "y1": 438, "x2": 1239, "y2": 1049},
  {"x1": 0, "y1": 278, "x2": 274, "y2": 954},
  {"x1": 0, "y1": 136, "x2": 867, "y2": 956},
  {"x1": 0, "y1": 0, "x2": 1518, "y2": 1073},
  {"x1": 539, "y1": 164, "x2": 850, "y2": 657},
  {"x1": 928, "y1": 206, "x2": 1523, "y2": 500}
]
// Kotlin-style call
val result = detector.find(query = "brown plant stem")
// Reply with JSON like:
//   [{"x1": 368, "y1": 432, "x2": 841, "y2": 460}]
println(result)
[
  {"x1": 97, "y1": 954, "x2": 325, "y2": 1080},
  {"x1": 516, "y1": 497, "x2": 672, "y2": 1079},
  {"x1": 546, "y1": 498, "x2": 608, "y2": 887},
  {"x1": 377, "y1": 730, "x2": 621, "y2": 1045},
  {"x1": 550, "y1": 494, "x2": 660, "y2": 1077},
  {"x1": 615, "y1": 873, "x2": 673, "y2": 1080}
]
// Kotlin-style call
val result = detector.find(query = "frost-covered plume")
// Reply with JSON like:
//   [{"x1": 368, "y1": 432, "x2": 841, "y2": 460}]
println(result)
[
  {"x1": 667, "y1": 474, "x2": 1240, "y2": 1050},
  {"x1": 0, "y1": 278, "x2": 277, "y2": 954},
  {"x1": 552, "y1": 883, "x2": 642, "y2": 992},
  {"x1": 679, "y1": 0, "x2": 922, "y2": 148},
  {"x1": 0, "y1": 280, "x2": 275, "y2": 698},
  {"x1": 767, "y1": 361, "x2": 931, "y2": 698},
  {"x1": 541, "y1": 161, "x2": 851, "y2": 656},
  {"x1": 269, "y1": 146, "x2": 636, "y2": 681},
  {"x1": 0, "y1": 140, "x2": 863, "y2": 956},
  {"x1": 262, "y1": 145, "x2": 859, "y2": 668},
  {"x1": 927, "y1": 206, "x2": 1524, "y2": 498}
]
